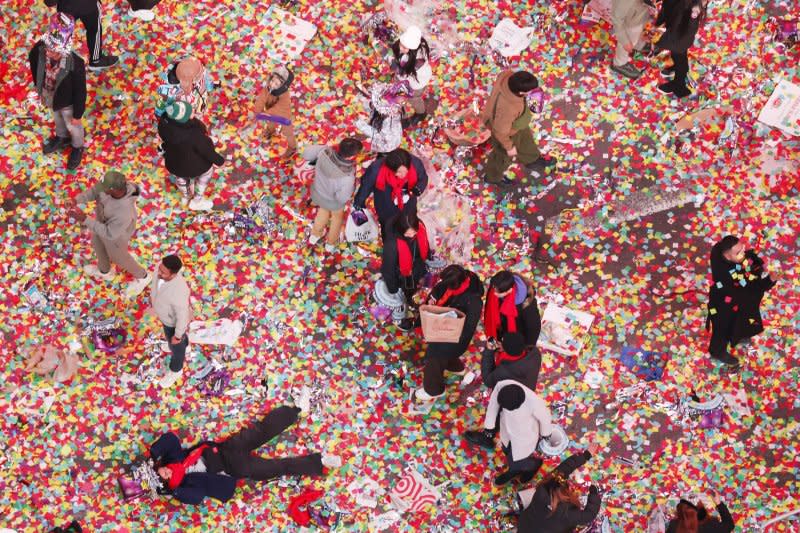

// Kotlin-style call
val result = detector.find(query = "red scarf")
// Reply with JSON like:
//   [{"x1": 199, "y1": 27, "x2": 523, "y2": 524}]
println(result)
[
  {"x1": 484, "y1": 286, "x2": 518, "y2": 339},
  {"x1": 436, "y1": 276, "x2": 471, "y2": 306},
  {"x1": 397, "y1": 222, "x2": 429, "y2": 277},
  {"x1": 166, "y1": 444, "x2": 210, "y2": 490},
  {"x1": 494, "y1": 347, "x2": 527, "y2": 366},
  {"x1": 376, "y1": 163, "x2": 418, "y2": 210}
]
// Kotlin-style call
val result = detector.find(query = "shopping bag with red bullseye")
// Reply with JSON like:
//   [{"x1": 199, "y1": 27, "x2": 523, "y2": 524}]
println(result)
[{"x1": 388, "y1": 467, "x2": 442, "y2": 513}]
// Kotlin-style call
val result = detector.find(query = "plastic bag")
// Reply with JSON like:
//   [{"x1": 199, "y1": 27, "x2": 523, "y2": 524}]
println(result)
[
  {"x1": 417, "y1": 188, "x2": 474, "y2": 265},
  {"x1": 345, "y1": 209, "x2": 379, "y2": 243},
  {"x1": 488, "y1": 18, "x2": 535, "y2": 57}
]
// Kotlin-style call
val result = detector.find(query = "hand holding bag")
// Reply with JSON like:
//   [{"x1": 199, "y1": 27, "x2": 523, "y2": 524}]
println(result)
[
  {"x1": 419, "y1": 304, "x2": 466, "y2": 343},
  {"x1": 345, "y1": 208, "x2": 379, "y2": 242}
]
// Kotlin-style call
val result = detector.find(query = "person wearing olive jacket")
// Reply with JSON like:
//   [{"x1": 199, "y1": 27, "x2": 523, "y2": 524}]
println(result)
[{"x1": 412, "y1": 265, "x2": 484, "y2": 407}]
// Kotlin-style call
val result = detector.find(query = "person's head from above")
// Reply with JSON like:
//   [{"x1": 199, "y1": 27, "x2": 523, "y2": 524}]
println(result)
[
  {"x1": 98, "y1": 170, "x2": 128, "y2": 199},
  {"x1": 393, "y1": 210, "x2": 420, "y2": 239},
  {"x1": 674, "y1": 499, "x2": 710, "y2": 533},
  {"x1": 500, "y1": 332, "x2": 525, "y2": 356},
  {"x1": 438, "y1": 264, "x2": 468, "y2": 290},
  {"x1": 398, "y1": 25, "x2": 422, "y2": 54},
  {"x1": 157, "y1": 466, "x2": 172, "y2": 481},
  {"x1": 718, "y1": 235, "x2": 745, "y2": 264},
  {"x1": 490, "y1": 270, "x2": 515, "y2": 298},
  {"x1": 497, "y1": 383, "x2": 525, "y2": 411},
  {"x1": 43, "y1": 12, "x2": 75, "y2": 57},
  {"x1": 384, "y1": 148, "x2": 412, "y2": 178},
  {"x1": 508, "y1": 71, "x2": 539, "y2": 97},
  {"x1": 268, "y1": 65, "x2": 294, "y2": 94},
  {"x1": 158, "y1": 254, "x2": 182, "y2": 281},
  {"x1": 336, "y1": 138, "x2": 363, "y2": 161},
  {"x1": 176, "y1": 57, "x2": 204, "y2": 90}
]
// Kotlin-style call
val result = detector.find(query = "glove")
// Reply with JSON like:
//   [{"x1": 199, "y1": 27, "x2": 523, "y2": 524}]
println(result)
[
  {"x1": 410, "y1": 186, "x2": 422, "y2": 196},
  {"x1": 483, "y1": 427, "x2": 497, "y2": 438}
]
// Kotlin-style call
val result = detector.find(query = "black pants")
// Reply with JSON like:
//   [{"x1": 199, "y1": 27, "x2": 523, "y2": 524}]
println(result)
[
  {"x1": 501, "y1": 443, "x2": 541, "y2": 474},
  {"x1": 128, "y1": 0, "x2": 160, "y2": 9},
  {"x1": 216, "y1": 406, "x2": 323, "y2": 480},
  {"x1": 71, "y1": 3, "x2": 103, "y2": 62},
  {"x1": 670, "y1": 50, "x2": 689, "y2": 91},
  {"x1": 162, "y1": 325, "x2": 188, "y2": 372},
  {"x1": 708, "y1": 318, "x2": 733, "y2": 358},
  {"x1": 423, "y1": 355, "x2": 465, "y2": 396}
]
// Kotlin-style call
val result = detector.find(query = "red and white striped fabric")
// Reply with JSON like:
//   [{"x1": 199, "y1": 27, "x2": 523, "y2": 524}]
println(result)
[{"x1": 389, "y1": 468, "x2": 441, "y2": 513}]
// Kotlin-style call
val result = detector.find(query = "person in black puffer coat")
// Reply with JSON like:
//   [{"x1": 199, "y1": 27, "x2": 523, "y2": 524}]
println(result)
[
  {"x1": 412, "y1": 265, "x2": 484, "y2": 406},
  {"x1": 655, "y1": 0, "x2": 707, "y2": 98},
  {"x1": 516, "y1": 446, "x2": 602, "y2": 533},
  {"x1": 158, "y1": 100, "x2": 225, "y2": 211},
  {"x1": 481, "y1": 332, "x2": 541, "y2": 392}
]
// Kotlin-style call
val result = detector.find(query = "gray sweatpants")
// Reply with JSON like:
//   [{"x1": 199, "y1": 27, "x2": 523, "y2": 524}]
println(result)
[
  {"x1": 91, "y1": 231, "x2": 147, "y2": 278},
  {"x1": 54, "y1": 106, "x2": 85, "y2": 148}
]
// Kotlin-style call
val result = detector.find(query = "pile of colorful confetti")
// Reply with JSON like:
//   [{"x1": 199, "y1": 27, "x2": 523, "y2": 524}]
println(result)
[{"x1": 1, "y1": 0, "x2": 798, "y2": 531}]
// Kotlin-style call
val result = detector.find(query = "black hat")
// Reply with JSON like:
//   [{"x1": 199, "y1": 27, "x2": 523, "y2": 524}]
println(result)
[
  {"x1": 497, "y1": 383, "x2": 525, "y2": 411},
  {"x1": 500, "y1": 332, "x2": 525, "y2": 356}
]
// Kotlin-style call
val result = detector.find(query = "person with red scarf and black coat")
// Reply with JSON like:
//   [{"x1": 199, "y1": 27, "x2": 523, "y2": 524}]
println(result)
[
  {"x1": 484, "y1": 271, "x2": 541, "y2": 349},
  {"x1": 352, "y1": 148, "x2": 429, "y2": 237},
  {"x1": 481, "y1": 331, "x2": 541, "y2": 391},
  {"x1": 149, "y1": 405, "x2": 329, "y2": 505},
  {"x1": 412, "y1": 265, "x2": 484, "y2": 407},
  {"x1": 380, "y1": 209, "x2": 431, "y2": 331}
]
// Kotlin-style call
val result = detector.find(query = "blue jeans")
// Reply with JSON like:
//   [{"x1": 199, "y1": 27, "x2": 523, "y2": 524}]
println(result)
[{"x1": 163, "y1": 325, "x2": 188, "y2": 372}]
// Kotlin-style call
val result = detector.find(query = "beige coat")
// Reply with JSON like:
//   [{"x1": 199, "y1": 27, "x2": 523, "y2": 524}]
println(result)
[
  {"x1": 479, "y1": 70, "x2": 526, "y2": 152},
  {"x1": 149, "y1": 272, "x2": 192, "y2": 338},
  {"x1": 612, "y1": 0, "x2": 652, "y2": 45}
]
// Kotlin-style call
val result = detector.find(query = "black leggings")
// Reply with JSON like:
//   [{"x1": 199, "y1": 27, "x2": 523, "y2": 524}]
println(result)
[
  {"x1": 73, "y1": 3, "x2": 103, "y2": 62},
  {"x1": 670, "y1": 50, "x2": 689, "y2": 91},
  {"x1": 217, "y1": 406, "x2": 323, "y2": 480}
]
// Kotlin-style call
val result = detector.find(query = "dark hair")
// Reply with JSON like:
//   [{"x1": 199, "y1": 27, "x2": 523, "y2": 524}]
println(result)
[
  {"x1": 438, "y1": 265, "x2": 468, "y2": 290},
  {"x1": 384, "y1": 148, "x2": 412, "y2": 172},
  {"x1": 162, "y1": 254, "x2": 182, "y2": 273},
  {"x1": 337, "y1": 138, "x2": 363, "y2": 159},
  {"x1": 508, "y1": 71, "x2": 539, "y2": 96},
  {"x1": 497, "y1": 383, "x2": 525, "y2": 410},
  {"x1": 500, "y1": 332, "x2": 525, "y2": 356},
  {"x1": 490, "y1": 271, "x2": 515, "y2": 293},
  {"x1": 391, "y1": 208, "x2": 420, "y2": 236},
  {"x1": 391, "y1": 38, "x2": 431, "y2": 80}
]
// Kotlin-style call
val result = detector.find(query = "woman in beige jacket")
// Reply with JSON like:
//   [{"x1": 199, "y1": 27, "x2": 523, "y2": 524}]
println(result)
[{"x1": 251, "y1": 66, "x2": 296, "y2": 159}]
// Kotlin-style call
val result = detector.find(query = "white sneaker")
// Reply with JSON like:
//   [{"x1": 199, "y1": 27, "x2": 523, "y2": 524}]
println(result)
[
  {"x1": 158, "y1": 369, "x2": 182, "y2": 388},
  {"x1": 308, "y1": 234, "x2": 321, "y2": 245},
  {"x1": 160, "y1": 342, "x2": 171, "y2": 353},
  {"x1": 189, "y1": 197, "x2": 213, "y2": 211},
  {"x1": 321, "y1": 453, "x2": 342, "y2": 468},
  {"x1": 444, "y1": 367, "x2": 468, "y2": 377},
  {"x1": 125, "y1": 273, "x2": 152, "y2": 299},
  {"x1": 129, "y1": 8, "x2": 155, "y2": 21},
  {"x1": 83, "y1": 264, "x2": 113, "y2": 281},
  {"x1": 414, "y1": 388, "x2": 444, "y2": 402},
  {"x1": 324, "y1": 243, "x2": 336, "y2": 253}
]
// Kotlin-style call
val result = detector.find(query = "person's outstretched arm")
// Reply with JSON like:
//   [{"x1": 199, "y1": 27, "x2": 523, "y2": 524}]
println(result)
[
  {"x1": 555, "y1": 450, "x2": 592, "y2": 478},
  {"x1": 353, "y1": 159, "x2": 380, "y2": 210}
]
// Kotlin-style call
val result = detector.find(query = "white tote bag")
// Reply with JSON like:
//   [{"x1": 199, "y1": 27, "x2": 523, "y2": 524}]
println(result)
[{"x1": 345, "y1": 209, "x2": 380, "y2": 243}]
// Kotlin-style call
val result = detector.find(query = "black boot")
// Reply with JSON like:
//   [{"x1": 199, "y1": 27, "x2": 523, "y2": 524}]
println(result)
[
  {"x1": 517, "y1": 457, "x2": 543, "y2": 483},
  {"x1": 710, "y1": 352, "x2": 740, "y2": 367},
  {"x1": 66, "y1": 146, "x2": 84, "y2": 170},
  {"x1": 42, "y1": 136, "x2": 70, "y2": 155},
  {"x1": 464, "y1": 428, "x2": 496, "y2": 450},
  {"x1": 494, "y1": 470, "x2": 517, "y2": 487}
]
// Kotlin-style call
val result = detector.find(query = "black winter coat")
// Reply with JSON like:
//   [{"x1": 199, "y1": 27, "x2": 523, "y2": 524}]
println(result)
[
  {"x1": 424, "y1": 272, "x2": 484, "y2": 360},
  {"x1": 518, "y1": 451, "x2": 602, "y2": 533},
  {"x1": 28, "y1": 41, "x2": 87, "y2": 117},
  {"x1": 158, "y1": 116, "x2": 225, "y2": 178},
  {"x1": 353, "y1": 155, "x2": 429, "y2": 225},
  {"x1": 380, "y1": 226, "x2": 429, "y2": 294},
  {"x1": 481, "y1": 345, "x2": 541, "y2": 391},
  {"x1": 665, "y1": 503, "x2": 735, "y2": 533},
  {"x1": 656, "y1": 0, "x2": 704, "y2": 52},
  {"x1": 706, "y1": 248, "x2": 776, "y2": 346},
  {"x1": 44, "y1": 0, "x2": 98, "y2": 16}
]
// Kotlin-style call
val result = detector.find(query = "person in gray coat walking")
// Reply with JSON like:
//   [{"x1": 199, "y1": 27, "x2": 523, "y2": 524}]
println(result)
[
  {"x1": 303, "y1": 138, "x2": 363, "y2": 252},
  {"x1": 68, "y1": 170, "x2": 152, "y2": 298},
  {"x1": 149, "y1": 255, "x2": 192, "y2": 389}
]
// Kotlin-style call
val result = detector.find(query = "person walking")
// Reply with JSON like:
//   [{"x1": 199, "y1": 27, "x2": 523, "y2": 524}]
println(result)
[
  {"x1": 390, "y1": 25, "x2": 433, "y2": 126},
  {"x1": 655, "y1": 0, "x2": 708, "y2": 98},
  {"x1": 29, "y1": 13, "x2": 87, "y2": 170},
  {"x1": 412, "y1": 265, "x2": 484, "y2": 408},
  {"x1": 610, "y1": 0, "x2": 654, "y2": 79},
  {"x1": 158, "y1": 100, "x2": 225, "y2": 210},
  {"x1": 479, "y1": 70, "x2": 556, "y2": 186},
  {"x1": 68, "y1": 170, "x2": 152, "y2": 297},
  {"x1": 43, "y1": 0, "x2": 118, "y2": 69},
  {"x1": 149, "y1": 405, "x2": 338, "y2": 505},
  {"x1": 706, "y1": 235, "x2": 780, "y2": 368},
  {"x1": 303, "y1": 138, "x2": 364, "y2": 253},
  {"x1": 149, "y1": 255, "x2": 192, "y2": 389}
]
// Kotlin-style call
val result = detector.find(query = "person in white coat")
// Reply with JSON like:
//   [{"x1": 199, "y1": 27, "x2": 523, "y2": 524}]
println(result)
[
  {"x1": 391, "y1": 25, "x2": 433, "y2": 125},
  {"x1": 481, "y1": 381, "x2": 557, "y2": 486},
  {"x1": 610, "y1": 0, "x2": 655, "y2": 79}
]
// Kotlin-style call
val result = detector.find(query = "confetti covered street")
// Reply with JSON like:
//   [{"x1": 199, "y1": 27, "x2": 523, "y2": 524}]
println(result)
[{"x1": 1, "y1": 0, "x2": 798, "y2": 531}]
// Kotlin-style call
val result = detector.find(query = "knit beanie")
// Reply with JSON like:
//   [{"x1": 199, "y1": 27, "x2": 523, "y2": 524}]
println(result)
[
  {"x1": 500, "y1": 332, "x2": 525, "y2": 356},
  {"x1": 497, "y1": 383, "x2": 525, "y2": 411},
  {"x1": 165, "y1": 100, "x2": 192, "y2": 123},
  {"x1": 269, "y1": 66, "x2": 294, "y2": 96}
]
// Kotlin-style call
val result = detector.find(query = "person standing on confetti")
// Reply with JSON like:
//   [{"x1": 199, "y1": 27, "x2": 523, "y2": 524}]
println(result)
[
  {"x1": 484, "y1": 271, "x2": 542, "y2": 349},
  {"x1": 29, "y1": 13, "x2": 87, "y2": 171},
  {"x1": 353, "y1": 148, "x2": 429, "y2": 238},
  {"x1": 68, "y1": 170, "x2": 152, "y2": 298},
  {"x1": 665, "y1": 493, "x2": 735, "y2": 532},
  {"x1": 304, "y1": 138, "x2": 364, "y2": 253},
  {"x1": 148, "y1": 254, "x2": 192, "y2": 389},
  {"x1": 391, "y1": 25, "x2": 433, "y2": 127},
  {"x1": 706, "y1": 235, "x2": 780, "y2": 369},
  {"x1": 412, "y1": 265, "x2": 484, "y2": 408},
  {"x1": 610, "y1": 0, "x2": 655, "y2": 79},
  {"x1": 516, "y1": 443, "x2": 603, "y2": 532},
  {"x1": 252, "y1": 65, "x2": 297, "y2": 159},
  {"x1": 43, "y1": 0, "x2": 118, "y2": 70},
  {"x1": 479, "y1": 70, "x2": 556, "y2": 186},
  {"x1": 355, "y1": 81, "x2": 408, "y2": 155},
  {"x1": 149, "y1": 405, "x2": 337, "y2": 505},
  {"x1": 158, "y1": 100, "x2": 225, "y2": 211},
  {"x1": 655, "y1": 0, "x2": 708, "y2": 98}
]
